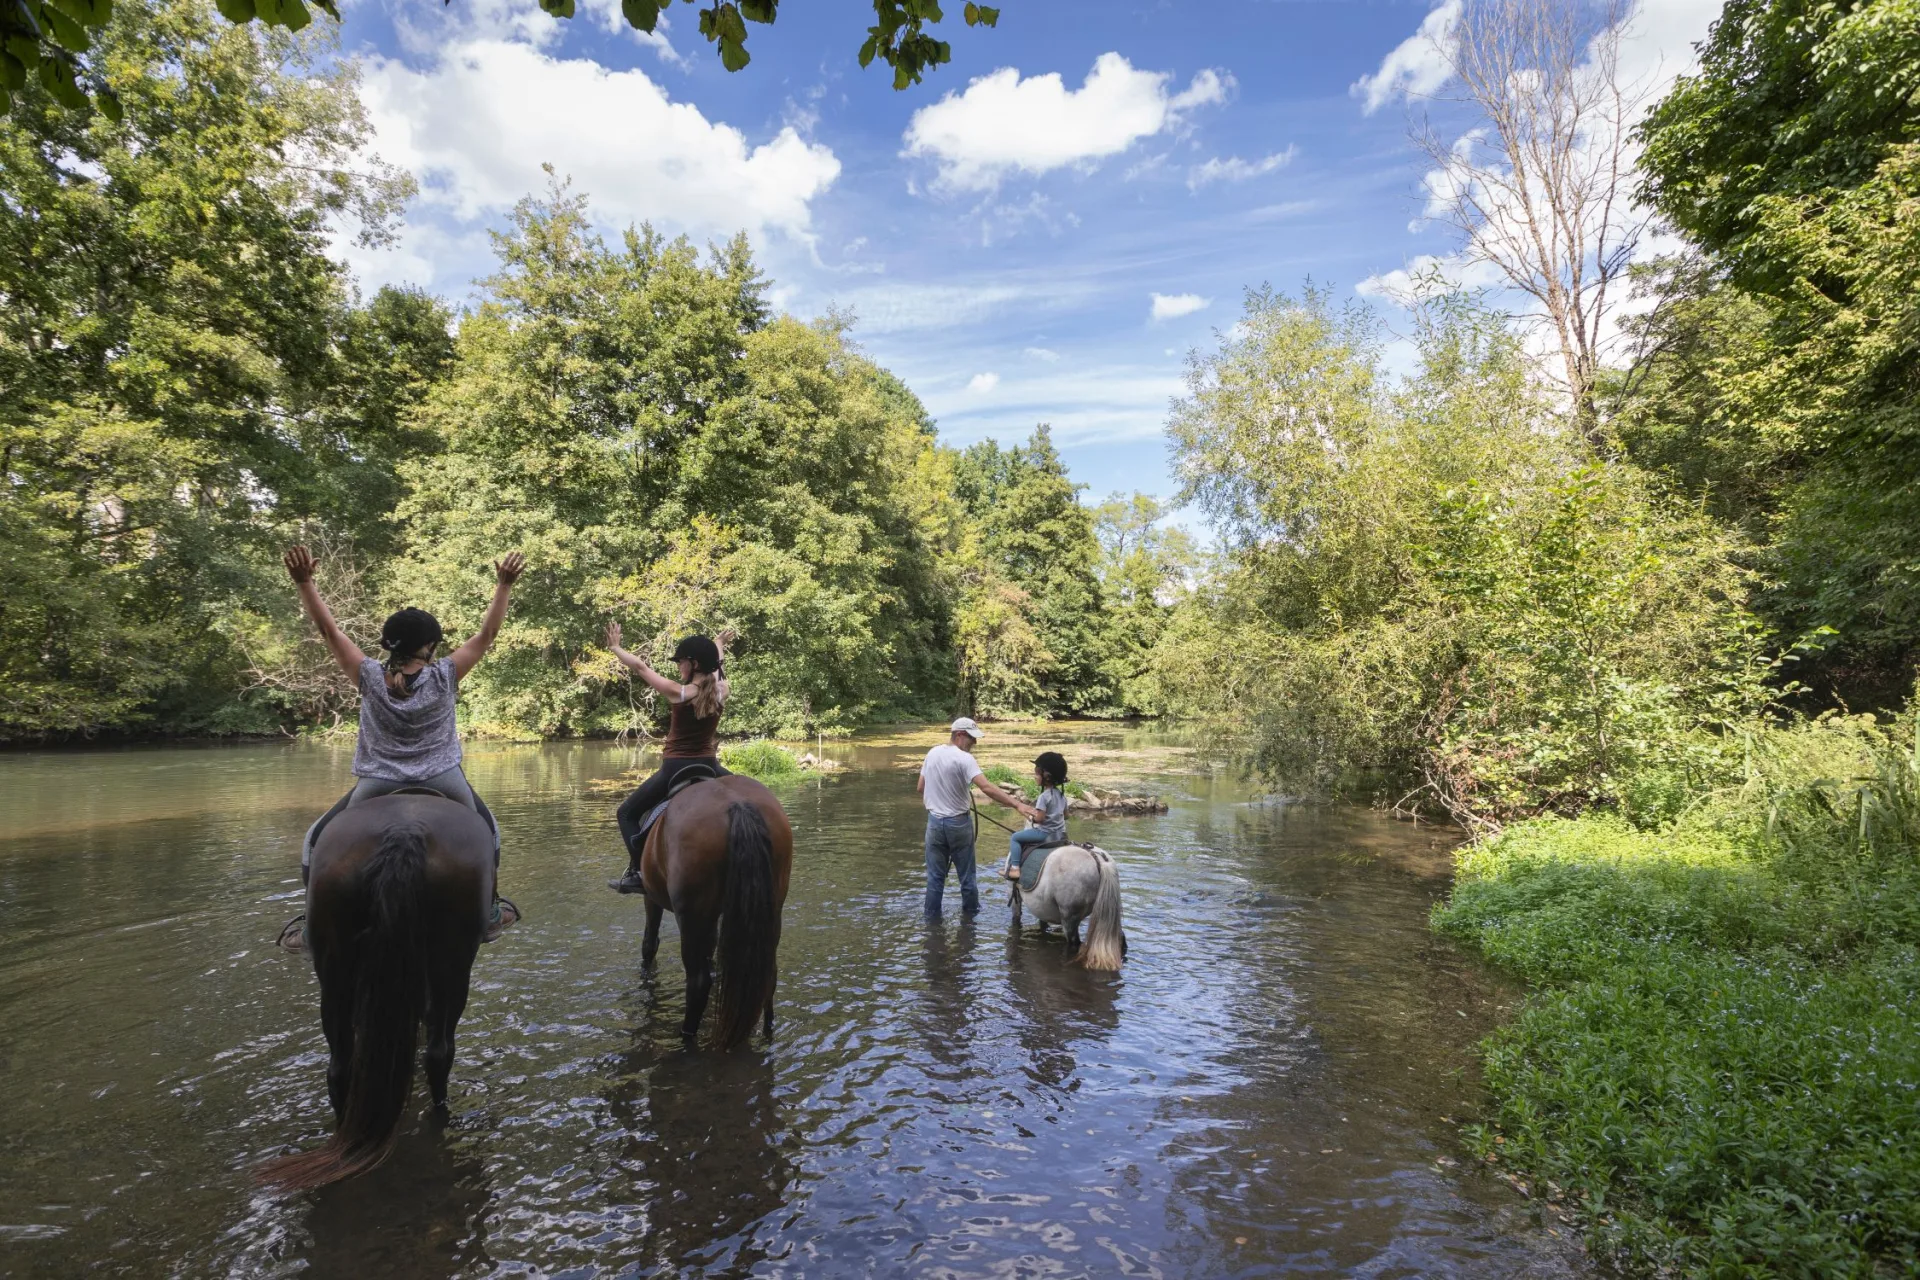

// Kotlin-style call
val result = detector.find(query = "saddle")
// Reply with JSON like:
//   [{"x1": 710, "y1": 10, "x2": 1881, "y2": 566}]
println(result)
[
  {"x1": 1016, "y1": 841, "x2": 1074, "y2": 893},
  {"x1": 635, "y1": 766, "x2": 721, "y2": 841}
]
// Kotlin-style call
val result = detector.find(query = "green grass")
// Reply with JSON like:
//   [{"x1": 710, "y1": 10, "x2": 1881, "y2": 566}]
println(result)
[
  {"x1": 718, "y1": 739, "x2": 801, "y2": 781},
  {"x1": 1434, "y1": 716, "x2": 1920, "y2": 1276}
]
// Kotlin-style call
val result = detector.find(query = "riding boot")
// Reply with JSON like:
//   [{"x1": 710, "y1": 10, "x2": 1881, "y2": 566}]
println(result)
[{"x1": 608, "y1": 833, "x2": 647, "y2": 894}]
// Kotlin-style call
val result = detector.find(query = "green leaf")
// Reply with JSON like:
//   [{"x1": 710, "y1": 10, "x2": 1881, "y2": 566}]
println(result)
[
  {"x1": 0, "y1": 50, "x2": 23, "y2": 91},
  {"x1": 39, "y1": 51, "x2": 88, "y2": 108},
  {"x1": 46, "y1": 0, "x2": 99, "y2": 30},
  {"x1": 857, "y1": 32, "x2": 878, "y2": 67},
  {"x1": 94, "y1": 83, "x2": 120, "y2": 120},
  {"x1": 40, "y1": 4, "x2": 90, "y2": 53},
  {"x1": 739, "y1": 0, "x2": 772, "y2": 22},
  {"x1": 620, "y1": 0, "x2": 659, "y2": 30},
  {"x1": 718, "y1": 34, "x2": 748, "y2": 71},
  {"x1": 280, "y1": 0, "x2": 309, "y2": 32},
  {"x1": 0, "y1": 85, "x2": 11, "y2": 115},
  {"x1": 213, "y1": 0, "x2": 255, "y2": 23},
  {"x1": 310, "y1": 0, "x2": 339, "y2": 17},
  {"x1": 537, "y1": 0, "x2": 575, "y2": 17},
  {"x1": 717, "y1": 1, "x2": 745, "y2": 43},
  {"x1": 972, "y1": 4, "x2": 996, "y2": 26},
  {"x1": 254, "y1": 0, "x2": 282, "y2": 24},
  {"x1": 4, "y1": 35, "x2": 41, "y2": 70}
]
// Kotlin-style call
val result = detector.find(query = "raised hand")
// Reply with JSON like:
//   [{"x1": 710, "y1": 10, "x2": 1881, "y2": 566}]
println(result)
[
  {"x1": 283, "y1": 544, "x2": 316, "y2": 584},
  {"x1": 605, "y1": 620, "x2": 624, "y2": 652},
  {"x1": 494, "y1": 552, "x2": 526, "y2": 586},
  {"x1": 717, "y1": 627, "x2": 739, "y2": 648}
]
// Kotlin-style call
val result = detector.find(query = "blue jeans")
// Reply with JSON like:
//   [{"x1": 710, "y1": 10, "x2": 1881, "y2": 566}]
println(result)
[
  {"x1": 1009, "y1": 827, "x2": 1050, "y2": 868},
  {"x1": 924, "y1": 814, "x2": 979, "y2": 915}
]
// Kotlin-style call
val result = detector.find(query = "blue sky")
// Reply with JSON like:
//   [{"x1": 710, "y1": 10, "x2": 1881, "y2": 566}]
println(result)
[{"x1": 331, "y1": 0, "x2": 1718, "y2": 514}]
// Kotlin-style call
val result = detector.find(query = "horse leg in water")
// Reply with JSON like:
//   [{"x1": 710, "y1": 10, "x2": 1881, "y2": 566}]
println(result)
[
  {"x1": 677, "y1": 910, "x2": 718, "y2": 1042},
  {"x1": 424, "y1": 949, "x2": 476, "y2": 1109},
  {"x1": 641, "y1": 898, "x2": 664, "y2": 972},
  {"x1": 317, "y1": 950, "x2": 355, "y2": 1120}
]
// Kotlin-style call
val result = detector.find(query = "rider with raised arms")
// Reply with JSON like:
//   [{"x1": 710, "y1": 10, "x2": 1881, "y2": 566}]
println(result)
[
  {"x1": 284, "y1": 544, "x2": 523, "y2": 938},
  {"x1": 604, "y1": 621, "x2": 737, "y2": 894}
]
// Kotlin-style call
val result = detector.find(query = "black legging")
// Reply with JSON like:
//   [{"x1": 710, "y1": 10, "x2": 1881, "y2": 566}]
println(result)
[{"x1": 616, "y1": 755, "x2": 729, "y2": 866}]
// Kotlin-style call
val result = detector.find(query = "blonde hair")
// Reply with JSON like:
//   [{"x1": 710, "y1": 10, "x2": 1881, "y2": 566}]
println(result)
[{"x1": 685, "y1": 671, "x2": 725, "y2": 719}]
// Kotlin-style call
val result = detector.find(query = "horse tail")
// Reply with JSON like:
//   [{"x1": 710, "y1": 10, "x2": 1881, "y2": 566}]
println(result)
[
  {"x1": 1077, "y1": 847, "x2": 1126, "y2": 971},
  {"x1": 260, "y1": 822, "x2": 430, "y2": 1190},
  {"x1": 711, "y1": 800, "x2": 778, "y2": 1050}
]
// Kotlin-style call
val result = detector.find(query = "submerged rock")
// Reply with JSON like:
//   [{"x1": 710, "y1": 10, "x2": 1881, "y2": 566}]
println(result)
[{"x1": 1067, "y1": 787, "x2": 1167, "y2": 816}]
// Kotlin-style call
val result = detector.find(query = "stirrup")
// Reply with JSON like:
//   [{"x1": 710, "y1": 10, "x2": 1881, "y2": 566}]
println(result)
[
  {"x1": 608, "y1": 868, "x2": 647, "y2": 894},
  {"x1": 483, "y1": 896, "x2": 520, "y2": 944},
  {"x1": 276, "y1": 914, "x2": 307, "y2": 955}
]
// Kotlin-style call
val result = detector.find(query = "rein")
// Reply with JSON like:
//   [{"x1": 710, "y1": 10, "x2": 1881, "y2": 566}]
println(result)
[{"x1": 971, "y1": 800, "x2": 1020, "y2": 835}]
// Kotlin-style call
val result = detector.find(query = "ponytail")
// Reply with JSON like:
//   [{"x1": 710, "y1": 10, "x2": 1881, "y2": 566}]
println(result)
[{"x1": 686, "y1": 671, "x2": 725, "y2": 719}]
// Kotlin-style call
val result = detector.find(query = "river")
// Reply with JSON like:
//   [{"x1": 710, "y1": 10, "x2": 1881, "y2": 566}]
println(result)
[{"x1": 0, "y1": 725, "x2": 1588, "y2": 1277}]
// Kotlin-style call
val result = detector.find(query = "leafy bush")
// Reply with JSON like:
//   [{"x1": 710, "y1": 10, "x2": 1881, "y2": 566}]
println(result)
[
  {"x1": 718, "y1": 740, "x2": 800, "y2": 781},
  {"x1": 980, "y1": 761, "x2": 1089, "y2": 801},
  {"x1": 1436, "y1": 713, "x2": 1920, "y2": 1274}
]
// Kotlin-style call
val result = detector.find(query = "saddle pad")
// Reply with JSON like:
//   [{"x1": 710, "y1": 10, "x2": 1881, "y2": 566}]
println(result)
[
  {"x1": 636, "y1": 767, "x2": 720, "y2": 839},
  {"x1": 1018, "y1": 842, "x2": 1075, "y2": 893}
]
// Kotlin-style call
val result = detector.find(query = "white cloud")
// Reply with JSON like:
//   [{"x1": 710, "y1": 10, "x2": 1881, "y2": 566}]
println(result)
[
  {"x1": 1024, "y1": 346, "x2": 1060, "y2": 362},
  {"x1": 967, "y1": 371, "x2": 1002, "y2": 393},
  {"x1": 902, "y1": 53, "x2": 1231, "y2": 191},
  {"x1": 1150, "y1": 292, "x2": 1210, "y2": 321},
  {"x1": 361, "y1": 38, "x2": 840, "y2": 251},
  {"x1": 577, "y1": 0, "x2": 685, "y2": 64},
  {"x1": 1188, "y1": 145, "x2": 1297, "y2": 190},
  {"x1": 920, "y1": 364, "x2": 1190, "y2": 445},
  {"x1": 1351, "y1": 0, "x2": 1461, "y2": 114}
]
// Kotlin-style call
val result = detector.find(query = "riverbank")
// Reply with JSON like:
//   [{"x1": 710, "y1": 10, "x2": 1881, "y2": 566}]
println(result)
[{"x1": 1432, "y1": 716, "x2": 1920, "y2": 1275}]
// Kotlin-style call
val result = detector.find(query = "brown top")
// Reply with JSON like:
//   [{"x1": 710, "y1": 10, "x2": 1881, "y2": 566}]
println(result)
[{"x1": 660, "y1": 686, "x2": 722, "y2": 758}]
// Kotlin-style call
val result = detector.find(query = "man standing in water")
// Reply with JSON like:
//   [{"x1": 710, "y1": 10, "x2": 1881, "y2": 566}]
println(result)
[{"x1": 918, "y1": 718, "x2": 1037, "y2": 916}]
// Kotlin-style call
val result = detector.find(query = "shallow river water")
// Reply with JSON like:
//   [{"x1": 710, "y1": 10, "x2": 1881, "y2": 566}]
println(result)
[{"x1": 0, "y1": 727, "x2": 1588, "y2": 1278}]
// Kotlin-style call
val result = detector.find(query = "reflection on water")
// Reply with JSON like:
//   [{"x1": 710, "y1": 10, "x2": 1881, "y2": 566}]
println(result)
[{"x1": 0, "y1": 732, "x2": 1588, "y2": 1276}]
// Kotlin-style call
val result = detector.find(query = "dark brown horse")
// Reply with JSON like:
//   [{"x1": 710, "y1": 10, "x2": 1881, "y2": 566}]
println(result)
[
  {"x1": 260, "y1": 793, "x2": 493, "y2": 1190},
  {"x1": 636, "y1": 775, "x2": 792, "y2": 1048}
]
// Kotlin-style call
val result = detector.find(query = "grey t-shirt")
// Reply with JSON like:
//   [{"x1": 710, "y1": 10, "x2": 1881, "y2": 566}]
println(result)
[
  {"x1": 351, "y1": 657, "x2": 464, "y2": 783},
  {"x1": 1033, "y1": 786, "x2": 1069, "y2": 842}
]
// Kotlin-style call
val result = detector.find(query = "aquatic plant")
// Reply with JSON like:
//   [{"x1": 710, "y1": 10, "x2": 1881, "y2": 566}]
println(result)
[{"x1": 719, "y1": 740, "x2": 801, "y2": 781}]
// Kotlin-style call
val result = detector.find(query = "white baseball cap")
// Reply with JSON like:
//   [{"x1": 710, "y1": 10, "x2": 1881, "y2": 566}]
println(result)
[{"x1": 950, "y1": 717, "x2": 982, "y2": 739}]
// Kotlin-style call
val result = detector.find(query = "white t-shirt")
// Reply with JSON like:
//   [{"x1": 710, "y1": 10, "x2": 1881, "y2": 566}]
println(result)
[{"x1": 920, "y1": 743, "x2": 982, "y2": 818}]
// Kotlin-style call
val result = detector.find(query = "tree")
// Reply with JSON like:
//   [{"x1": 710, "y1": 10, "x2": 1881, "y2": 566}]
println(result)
[
  {"x1": 390, "y1": 184, "x2": 958, "y2": 738},
  {"x1": 0, "y1": 0, "x2": 416, "y2": 736},
  {"x1": 1155, "y1": 287, "x2": 1762, "y2": 826},
  {"x1": 951, "y1": 428, "x2": 1115, "y2": 717},
  {"x1": 1632, "y1": 0, "x2": 1920, "y2": 705},
  {"x1": 0, "y1": 0, "x2": 1003, "y2": 119},
  {"x1": 1410, "y1": 0, "x2": 1647, "y2": 445}
]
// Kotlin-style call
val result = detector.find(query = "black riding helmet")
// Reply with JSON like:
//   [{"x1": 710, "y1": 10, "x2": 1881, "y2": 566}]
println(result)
[
  {"x1": 380, "y1": 607, "x2": 443, "y2": 667},
  {"x1": 672, "y1": 634, "x2": 723, "y2": 676},
  {"x1": 1034, "y1": 751, "x2": 1068, "y2": 789}
]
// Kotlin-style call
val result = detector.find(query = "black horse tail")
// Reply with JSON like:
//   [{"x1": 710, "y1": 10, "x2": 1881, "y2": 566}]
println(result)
[
  {"x1": 260, "y1": 823, "x2": 430, "y2": 1190},
  {"x1": 711, "y1": 801, "x2": 778, "y2": 1050}
]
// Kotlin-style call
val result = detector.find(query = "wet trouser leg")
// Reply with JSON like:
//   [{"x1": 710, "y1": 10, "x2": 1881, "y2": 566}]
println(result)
[
  {"x1": 923, "y1": 814, "x2": 979, "y2": 916},
  {"x1": 615, "y1": 756, "x2": 727, "y2": 870}
]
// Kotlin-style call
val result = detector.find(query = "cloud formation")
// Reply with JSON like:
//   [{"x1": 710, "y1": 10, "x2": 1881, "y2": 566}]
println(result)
[
  {"x1": 361, "y1": 38, "x2": 840, "y2": 246},
  {"x1": 967, "y1": 371, "x2": 1002, "y2": 393},
  {"x1": 1188, "y1": 146, "x2": 1298, "y2": 190},
  {"x1": 902, "y1": 54, "x2": 1230, "y2": 191},
  {"x1": 1150, "y1": 292, "x2": 1210, "y2": 321},
  {"x1": 1350, "y1": 0, "x2": 1460, "y2": 115}
]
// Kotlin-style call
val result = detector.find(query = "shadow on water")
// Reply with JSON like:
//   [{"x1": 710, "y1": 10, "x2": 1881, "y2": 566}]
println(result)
[
  {"x1": 300, "y1": 1114, "x2": 495, "y2": 1280},
  {"x1": 0, "y1": 734, "x2": 1593, "y2": 1277}
]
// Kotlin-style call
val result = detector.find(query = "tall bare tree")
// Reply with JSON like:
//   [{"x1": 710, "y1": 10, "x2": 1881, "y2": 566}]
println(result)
[{"x1": 1414, "y1": 0, "x2": 1648, "y2": 448}]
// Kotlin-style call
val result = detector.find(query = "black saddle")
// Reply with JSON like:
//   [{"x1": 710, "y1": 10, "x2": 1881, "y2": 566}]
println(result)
[{"x1": 636, "y1": 766, "x2": 721, "y2": 840}]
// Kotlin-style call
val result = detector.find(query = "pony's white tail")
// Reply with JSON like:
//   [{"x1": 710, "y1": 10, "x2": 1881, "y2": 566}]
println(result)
[{"x1": 1077, "y1": 846, "x2": 1125, "y2": 971}]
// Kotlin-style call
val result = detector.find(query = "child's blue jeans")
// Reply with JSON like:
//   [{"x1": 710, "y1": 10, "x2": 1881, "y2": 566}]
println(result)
[{"x1": 1008, "y1": 827, "x2": 1051, "y2": 869}]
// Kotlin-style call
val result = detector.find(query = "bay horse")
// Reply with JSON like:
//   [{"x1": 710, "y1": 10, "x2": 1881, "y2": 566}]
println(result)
[
  {"x1": 260, "y1": 792, "x2": 493, "y2": 1190},
  {"x1": 1008, "y1": 843, "x2": 1127, "y2": 970},
  {"x1": 635, "y1": 775, "x2": 792, "y2": 1048}
]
